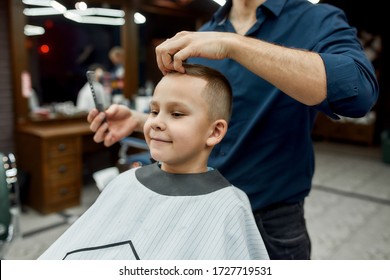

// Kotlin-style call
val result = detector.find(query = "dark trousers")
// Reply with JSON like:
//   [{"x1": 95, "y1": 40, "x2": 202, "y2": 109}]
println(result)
[{"x1": 253, "y1": 201, "x2": 311, "y2": 260}]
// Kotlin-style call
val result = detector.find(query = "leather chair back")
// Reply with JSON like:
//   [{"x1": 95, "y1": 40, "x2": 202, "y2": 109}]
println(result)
[{"x1": 0, "y1": 153, "x2": 11, "y2": 242}]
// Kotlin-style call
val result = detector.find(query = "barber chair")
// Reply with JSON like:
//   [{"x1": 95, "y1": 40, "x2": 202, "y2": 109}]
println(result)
[
  {"x1": 0, "y1": 153, "x2": 22, "y2": 259},
  {"x1": 117, "y1": 136, "x2": 151, "y2": 171}
]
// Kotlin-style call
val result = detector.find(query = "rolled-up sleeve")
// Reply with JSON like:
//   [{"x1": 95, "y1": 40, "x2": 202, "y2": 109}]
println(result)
[
  {"x1": 312, "y1": 6, "x2": 379, "y2": 119},
  {"x1": 316, "y1": 52, "x2": 379, "y2": 119}
]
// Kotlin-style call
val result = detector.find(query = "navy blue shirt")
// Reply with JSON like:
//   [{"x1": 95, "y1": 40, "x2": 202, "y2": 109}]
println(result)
[{"x1": 188, "y1": 0, "x2": 379, "y2": 211}]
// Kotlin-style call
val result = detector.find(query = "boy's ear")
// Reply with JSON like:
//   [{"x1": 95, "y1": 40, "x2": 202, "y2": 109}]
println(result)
[{"x1": 206, "y1": 119, "x2": 228, "y2": 147}]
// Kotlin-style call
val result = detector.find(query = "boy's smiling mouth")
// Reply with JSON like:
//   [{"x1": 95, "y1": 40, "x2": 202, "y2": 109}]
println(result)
[{"x1": 150, "y1": 137, "x2": 172, "y2": 143}]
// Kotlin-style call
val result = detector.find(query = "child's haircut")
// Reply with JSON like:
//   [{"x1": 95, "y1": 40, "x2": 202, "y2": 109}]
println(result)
[{"x1": 181, "y1": 63, "x2": 232, "y2": 122}]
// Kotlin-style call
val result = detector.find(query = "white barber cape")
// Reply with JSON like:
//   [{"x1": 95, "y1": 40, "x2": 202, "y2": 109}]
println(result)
[{"x1": 39, "y1": 163, "x2": 269, "y2": 260}]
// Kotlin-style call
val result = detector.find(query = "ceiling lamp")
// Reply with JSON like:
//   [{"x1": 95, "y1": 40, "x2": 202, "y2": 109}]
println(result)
[
  {"x1": 67, "y1": 7, "x2": 125, "y2": 18},
  {"x1": 23, "y1": 0, "x2": 66, "y2": 16},
  {"x1": 24, "y1": 24, "x2": 45, "y2": 36},
  {"x1": 134, "y1": 12, "x2": 146, "y2": 24},
  {"x1": 22, "y1": 0, "x2": 52, "y2": 6},
  {"x1": 79, "y1": 16, "x2": 125, "y2": 26},
  {"x1": 23, "y1": 7, "x2": 63, "y2": 16},
  {"x1": 22, "y1": 0, "x2": 146, "y2": 26}
]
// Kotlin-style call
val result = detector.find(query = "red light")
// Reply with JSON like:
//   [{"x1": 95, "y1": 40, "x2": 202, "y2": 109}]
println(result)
[{"x1": 40, "y1": 44, "x2": 50, "y2": 54}]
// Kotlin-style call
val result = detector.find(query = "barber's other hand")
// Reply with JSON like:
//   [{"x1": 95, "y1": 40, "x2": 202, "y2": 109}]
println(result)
[
  {"x1": 155, "y1": 31, "x2": 230, "y2": 75},
  {"x1": 87, "y1": 105, "x2": 140, "y2": 147}
]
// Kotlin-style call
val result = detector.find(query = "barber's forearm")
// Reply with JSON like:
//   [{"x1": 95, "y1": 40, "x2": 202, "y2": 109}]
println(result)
[{"x1": 228, "y1": 34, "x2": 327, "y2": 106}]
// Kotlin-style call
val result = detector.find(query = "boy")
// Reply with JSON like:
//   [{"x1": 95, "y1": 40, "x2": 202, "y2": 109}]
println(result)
[{"x1": 38, "y1": 64, "x2": 269, "y2": 260}]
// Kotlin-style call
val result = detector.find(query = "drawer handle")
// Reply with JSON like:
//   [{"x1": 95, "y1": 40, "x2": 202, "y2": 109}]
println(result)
[
  {"x1": 58, "y1": 143, "x2": 67, "y2": 151},
  {"x1": 58, "y1": 165, "x2": 67, "y2": 173},
  {"x1": 59, "y1": 188, "x2": 69, "y2": 195}
]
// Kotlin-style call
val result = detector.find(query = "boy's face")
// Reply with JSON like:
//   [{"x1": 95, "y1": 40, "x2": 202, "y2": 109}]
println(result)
[{"x1": 144, "y1": 74, "x2": 214, "y2": 173}]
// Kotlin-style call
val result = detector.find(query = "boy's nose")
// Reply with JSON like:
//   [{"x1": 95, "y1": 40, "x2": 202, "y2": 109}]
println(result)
[{"x1": 151, "y1": 115, "x2": 166, "y2": 131}]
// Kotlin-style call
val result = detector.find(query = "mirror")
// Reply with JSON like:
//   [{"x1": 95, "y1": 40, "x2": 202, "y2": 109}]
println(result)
[
  {"x1": 10, "y1": 0, "x2": 218, "y2": 124},
  {"x1": 25, "y1": 4, "x2": 122, "y2": 111}
]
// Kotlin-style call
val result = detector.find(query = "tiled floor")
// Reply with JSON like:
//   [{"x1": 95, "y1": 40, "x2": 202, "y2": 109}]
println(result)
[
  {"x1": 2, "y1": 140, "x2": 390, "y2": 260},
  {"x1": 307, "y1": 141, "x2": 390, "y2": 259}
]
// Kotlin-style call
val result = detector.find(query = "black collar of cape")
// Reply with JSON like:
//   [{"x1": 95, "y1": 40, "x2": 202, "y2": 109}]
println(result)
[{"x1": 135, "y1": 163, "x2": 231, "y2": 196}]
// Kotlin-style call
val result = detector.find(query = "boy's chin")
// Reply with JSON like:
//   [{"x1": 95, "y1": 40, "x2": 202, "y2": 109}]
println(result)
[{"x1": 149, "y1": 152, "x2": 164, "y2": 163}]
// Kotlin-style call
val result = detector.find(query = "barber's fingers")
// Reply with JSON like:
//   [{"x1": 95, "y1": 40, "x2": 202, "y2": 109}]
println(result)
[
  {"x1": 103, "y1": 131, "x2": 117, "y2": 147},
  {"x1": 92, "y1": 121, "x2": 109, "y2": 144},
  {"x1": 171, "y1": 48, "x2": 193, "y2": 73},
  {"x1": 156, "y1": 43, "x2": 178, "y2": 75},
  {"x1": 87, "y1": 108, "x2": 99, "y2": 124},
  {"x1": 156, "y1": 31, "x2": 193, "y2": 74},
  {"x1": 92, "y1": 123, "x2": 117, "y2": 147},
  {"x1": 89, "y1": 112, "x2": 106, "y2": 132}
]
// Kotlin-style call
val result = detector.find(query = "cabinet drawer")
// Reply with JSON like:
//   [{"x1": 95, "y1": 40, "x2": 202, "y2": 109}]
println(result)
[
  {"x1": 47, "y1": 183, "x2": 79, "y2": 205},
  {"x1": 48, "y1": 157, "x2": 78, "y2": 184},
  {"x1": 47, "y1": 138, "x2": 77, "y2": 158}
]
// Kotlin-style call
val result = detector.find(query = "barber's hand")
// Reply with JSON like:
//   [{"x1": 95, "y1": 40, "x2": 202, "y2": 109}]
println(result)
[
  {"x1": 87, "y1": 105, "x2": 142, "y2": 147},
  {"x1": 155, "y1": 31, "x2": 230, "y2": 75}
]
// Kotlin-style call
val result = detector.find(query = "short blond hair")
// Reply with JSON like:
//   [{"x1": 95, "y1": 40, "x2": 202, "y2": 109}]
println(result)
[{"x1": 181, "y1": 63, "x2": 232, "y2": 122}]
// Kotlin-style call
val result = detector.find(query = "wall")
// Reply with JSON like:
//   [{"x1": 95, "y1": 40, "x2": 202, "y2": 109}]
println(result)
[{"x1": 0, "y1": 0, "x2": 15, "y2": 154}]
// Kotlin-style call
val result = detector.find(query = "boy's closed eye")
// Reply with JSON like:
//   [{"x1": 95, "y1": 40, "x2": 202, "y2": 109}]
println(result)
[
  {"x1": 171, "y1": 112, "x2": 185, "y2": 118},
  {"x1": 150, "y1": 109, "x2": 159, "y2": 116}
]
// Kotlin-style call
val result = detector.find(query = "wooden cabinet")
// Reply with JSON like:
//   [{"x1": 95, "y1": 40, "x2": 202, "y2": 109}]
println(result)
[{"x1": 16, "y1": 122, "x2": 92, "y2": 214}]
